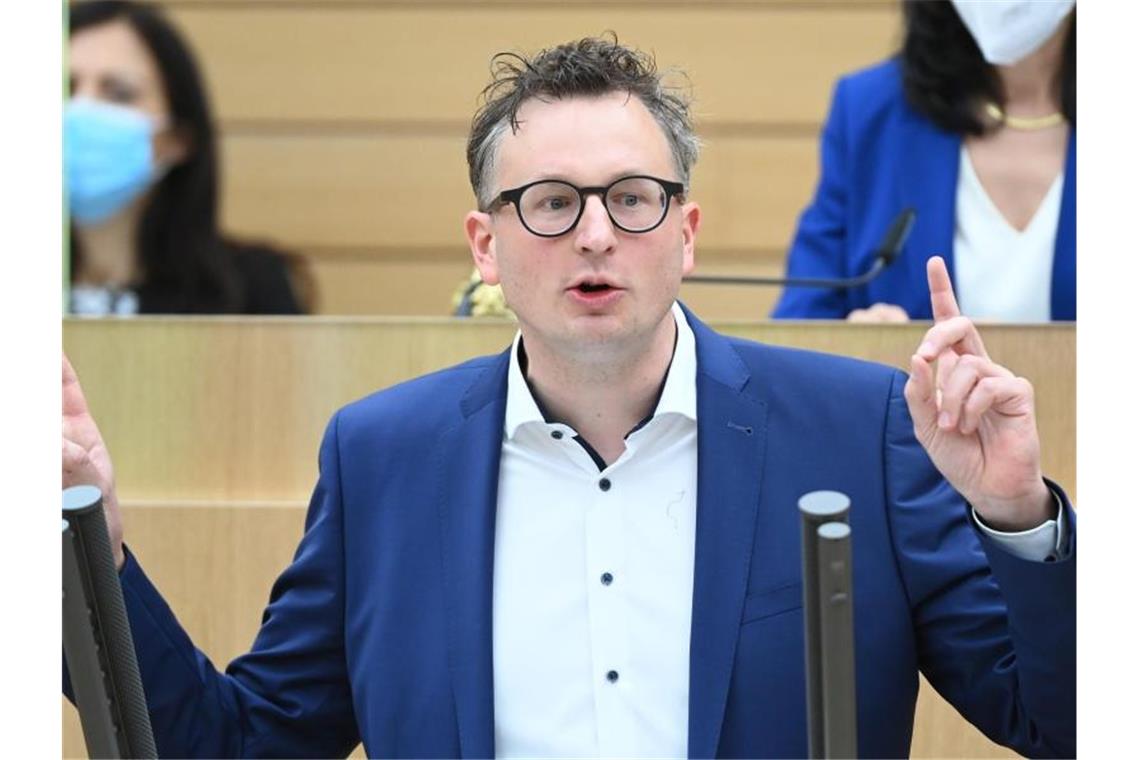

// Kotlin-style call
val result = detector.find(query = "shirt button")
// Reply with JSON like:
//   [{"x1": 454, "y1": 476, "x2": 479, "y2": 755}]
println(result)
[
  {"x1": 551, "y1": 430, "x2": 564, "y2": 440},
  {"x1": 606, "y1": 670, "x2": 620, "y2": 684},
  {"x1": 599, "y1": 478, "x2": 611, "y2": 492},
  {"x1": 601, "y1": 572, "x2": 613, "y2": 586}
]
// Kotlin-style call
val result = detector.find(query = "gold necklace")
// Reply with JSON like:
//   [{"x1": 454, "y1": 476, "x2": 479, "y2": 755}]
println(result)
[{"x1": 985, "y1": 102, "x2": 1065, "y2": 131}]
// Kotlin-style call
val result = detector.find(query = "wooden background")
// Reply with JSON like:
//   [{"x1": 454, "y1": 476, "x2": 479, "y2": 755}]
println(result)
[
  {"x1": 62, "y1": 317, "x2": 1076, "y2": 759},
  {"x1": 130, "y1": 0, "x2": 904, "y2": 319}
]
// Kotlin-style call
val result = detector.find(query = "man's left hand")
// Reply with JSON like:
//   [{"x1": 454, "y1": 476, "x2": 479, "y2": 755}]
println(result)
[{"x1": 904, "y1": 256, "x2": 1053, "y2": 531}]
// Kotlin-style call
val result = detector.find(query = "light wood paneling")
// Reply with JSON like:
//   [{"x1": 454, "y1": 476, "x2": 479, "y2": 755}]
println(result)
[
  {"x1": 220, "y1": 129, "x2": 821, "y2": 316},
  {"x1": 219, "y1": 132, "x2": 471, "y2": 250},
  {"x1": 218, "y1": 132, "x2": 819, "y2": 251},
  {"x1": 298, "y1": 245, "x2": 789, "y2": 318},
  {"x1": 304, "y1": 247, "x2": 474, "y2": 316},
  {"x1": 156, "y1": 3, "x2": 899, "y2": 126},
  {"x1": 61, "y1": 318, "x2": 1076, "y2": 514},
  {"x1": 681, "y1": 250, "x2": 789, "y2": 320}
]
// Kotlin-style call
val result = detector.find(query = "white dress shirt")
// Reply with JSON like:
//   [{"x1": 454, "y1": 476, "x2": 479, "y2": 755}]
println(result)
[
  {"x1": 491, "y1": 301, "x2": 1064, "y2": 758},
  {"x1": 494, "y1": 302, "x2": 698, "y2": 758}
]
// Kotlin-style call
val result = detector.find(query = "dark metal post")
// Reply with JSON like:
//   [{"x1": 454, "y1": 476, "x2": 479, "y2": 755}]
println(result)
[
  {"x1": 62, "y1": 485, "x2": 156, "y2": 759},
  {"x1": 818, "y1": 522, "x2": 857, "y2": 758},
  {"x1": 63, "y1": 516, "x2": 120, "y2": 758},
  {"x1": 798, "y1": 491, "x2": 850, "y2": 759}
]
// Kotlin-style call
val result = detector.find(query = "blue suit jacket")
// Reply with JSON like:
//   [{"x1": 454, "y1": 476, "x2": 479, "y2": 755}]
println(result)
[
  {"x1": 96, "y1": 306, "x2": 1075, "y2": 758},
  {"x1": 771, "y1": 58, "x2": 1076, "y2": 320}
]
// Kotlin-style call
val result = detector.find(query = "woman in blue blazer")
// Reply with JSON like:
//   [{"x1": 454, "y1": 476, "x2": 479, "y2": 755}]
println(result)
[{"x1": 772, "y1": 0, "x2": 1075, "y2": 321}]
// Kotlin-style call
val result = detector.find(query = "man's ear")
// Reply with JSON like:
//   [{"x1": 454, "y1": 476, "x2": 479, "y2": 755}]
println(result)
[
  {"x1": 465, "y1": 210, "x2": 501, "y2": 285},
  {"x1": 679, "y1": 201, "x2": 701, "y2": 276}
]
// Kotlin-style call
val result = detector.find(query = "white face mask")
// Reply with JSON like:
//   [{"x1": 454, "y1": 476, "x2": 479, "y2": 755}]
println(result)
[{"x1": 950, "y1": 0, "x2": 1075, "y2": 66}]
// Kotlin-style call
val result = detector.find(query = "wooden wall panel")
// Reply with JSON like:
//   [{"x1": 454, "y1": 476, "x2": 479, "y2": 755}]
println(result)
[
  {"x1": 300, "y1": 245, "x2": 789, "y2": 318},
  {"x1": 61, "y1": 319, "x2": 1076, "y2": 526},
  {"x1": 219, "y1": 128, "x2": 820, "y2": 317},
  {"x1": 219, "y1": 132, "x2": 472, "y2": 250},
  {"x1": 158, "y1": 3, "x2": 899, "y2": 126},
  {"x1": 219, "y1": 132, "x2": 818, "y2": 251},
  {"x1": 304, "y1": 248, "x2": 475, "y2": 316}
]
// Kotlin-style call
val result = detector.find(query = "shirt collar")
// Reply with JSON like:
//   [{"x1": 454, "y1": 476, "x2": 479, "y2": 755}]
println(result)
[{"x1": 504, "y1": 301, "x2": 698, "y2": 440}]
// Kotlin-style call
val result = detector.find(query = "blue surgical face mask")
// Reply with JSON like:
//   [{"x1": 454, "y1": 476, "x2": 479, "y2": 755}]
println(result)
[{"x1": 65, "y1": 98, "x2": 165, "y2": 226}]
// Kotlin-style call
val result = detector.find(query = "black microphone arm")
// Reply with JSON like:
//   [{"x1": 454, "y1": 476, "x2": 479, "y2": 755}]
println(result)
[
  {"x1": 683, "y1": 207, "x2": 916, "y2": 289},
  {"x1": 454, "y1": 277, "x2": 483, "y2": 317}
]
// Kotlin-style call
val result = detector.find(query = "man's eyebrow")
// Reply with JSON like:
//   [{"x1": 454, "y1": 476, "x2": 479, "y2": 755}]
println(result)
[
  {"x1": 517, "y1": 170, "x2": 656, "y2": 187},
  {"x1": 600, "y1": 170, "x2": 654, "y2": 185}
]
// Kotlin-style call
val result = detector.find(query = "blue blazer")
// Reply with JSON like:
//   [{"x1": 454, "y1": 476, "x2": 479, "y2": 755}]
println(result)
[
  {"x1": 88, "y1": 306, "x2": 1075, "y2": 758},
  {"x1": 771, "y1": 59, "x2": 1076, "y2": 320}
]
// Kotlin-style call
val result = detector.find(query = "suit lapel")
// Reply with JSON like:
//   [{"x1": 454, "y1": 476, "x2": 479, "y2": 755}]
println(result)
[
  {"x1": 436, "y1": 350, "x2": 510, "y2": 759},
  {"x1": 683, "y1": 308, "x2": 769, "y2": 759},
  {"x1": 435, "y1": 317, "x2": 775, "y2": 758},
  {"x1": 1052, "y1": 129, "x2": 1076, "y2": 320}
]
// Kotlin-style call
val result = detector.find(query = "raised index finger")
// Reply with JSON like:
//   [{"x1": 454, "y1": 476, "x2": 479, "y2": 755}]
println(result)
[
  {"x1": 916, "y1": 316, "x2": 991, "y2": 362},
  {"x1": 927, "y1": 255, "x2": 961, "y2": 322}
]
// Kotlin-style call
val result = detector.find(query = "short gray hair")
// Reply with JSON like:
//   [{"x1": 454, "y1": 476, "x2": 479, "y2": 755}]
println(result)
[{"x1": 466, "y1": 35, "x2": 700, "y2": 211}]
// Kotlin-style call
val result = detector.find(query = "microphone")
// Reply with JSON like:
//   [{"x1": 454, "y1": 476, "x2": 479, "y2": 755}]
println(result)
[{"x1": 683, "y1": 207, "x2": 916, "y2": 289}]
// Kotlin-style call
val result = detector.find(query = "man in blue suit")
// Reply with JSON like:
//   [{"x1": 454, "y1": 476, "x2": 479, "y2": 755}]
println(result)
[{"x1": 63, "y1": 37, "x2": 1074, "y2": 758}]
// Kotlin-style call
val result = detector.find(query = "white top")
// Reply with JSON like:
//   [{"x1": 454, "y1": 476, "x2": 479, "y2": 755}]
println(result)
[
  {"x1": 69, "y1": 285, "x2": 139, "y2": 316},
  {"x1": 494, "y1": 302, "x2": 698, "y2": 759},
  {"x1": 491, "y1": 301, "x2": 1062, "y2": 758},
  {"x1": 953, "y1": 145, "x2": 1063, "y2": 322}
]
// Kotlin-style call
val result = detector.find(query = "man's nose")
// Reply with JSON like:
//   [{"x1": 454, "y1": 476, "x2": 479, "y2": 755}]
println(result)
[{"x1": 573, "y1": 195, "x2": 617, "y2": 254}]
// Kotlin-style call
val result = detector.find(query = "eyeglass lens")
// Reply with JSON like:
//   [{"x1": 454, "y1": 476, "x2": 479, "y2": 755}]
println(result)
[{"x1": 518, "y1": 177, "x2": 670, "y2": 235}]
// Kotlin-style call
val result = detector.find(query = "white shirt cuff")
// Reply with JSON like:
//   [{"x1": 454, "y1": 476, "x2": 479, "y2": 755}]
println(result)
[{"x1": 971, "y1": 489, "x2": 1067, "y2": 562}]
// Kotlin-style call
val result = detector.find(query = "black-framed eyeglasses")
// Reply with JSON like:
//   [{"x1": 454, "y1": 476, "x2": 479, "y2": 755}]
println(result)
[{"x1": 491, "y1": 175, "x2": 686, "y2": 237}]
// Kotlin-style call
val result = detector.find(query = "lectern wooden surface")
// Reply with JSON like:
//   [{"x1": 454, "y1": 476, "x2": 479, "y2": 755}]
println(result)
[{"x1": 62, "y1": 317, "x2": 1073, "y2": 759}]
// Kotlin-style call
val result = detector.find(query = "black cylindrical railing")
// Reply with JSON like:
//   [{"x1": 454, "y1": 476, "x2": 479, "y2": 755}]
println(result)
[{"x1": 63, "y1": 485, "x2": 156, "y2": 759}]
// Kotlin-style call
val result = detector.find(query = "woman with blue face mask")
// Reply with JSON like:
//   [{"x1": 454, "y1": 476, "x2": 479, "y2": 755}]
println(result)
[
  {"x1": 772, "y1": 0, "x2": 1076, "y2": 323},
  {"x1": 66, "y1": 1, "x2": 310, "y2": 315}
]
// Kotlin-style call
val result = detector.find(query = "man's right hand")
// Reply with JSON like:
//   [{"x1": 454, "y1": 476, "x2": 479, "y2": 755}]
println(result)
[{"x1": 63, "y1": 354, "x2": 124, "y2": 570}]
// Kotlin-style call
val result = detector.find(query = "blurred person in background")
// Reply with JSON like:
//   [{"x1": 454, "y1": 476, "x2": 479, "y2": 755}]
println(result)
[
  {"x1": 772, "y1": 0, "x2": 1075, "y2": 322},
  {"x1": 66, "y1": 1, "x2": 311, "y2": 315},
  {"x1": 451, "y1": 267, "x2": 514, "y2": 317}
]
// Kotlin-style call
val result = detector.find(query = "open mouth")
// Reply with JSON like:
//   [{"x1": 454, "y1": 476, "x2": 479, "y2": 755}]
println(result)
[{"x1": 576, "y1": 282, "x2": 614, "y2": 294}]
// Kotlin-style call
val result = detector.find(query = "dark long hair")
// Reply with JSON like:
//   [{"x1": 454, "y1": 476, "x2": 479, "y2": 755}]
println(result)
[
  {"x1": 69, "y1": 0, "x2": 241, "y2": 312},
  {"x1": 900, "y1": 0, "x2": 1076, "y2": 136}
]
